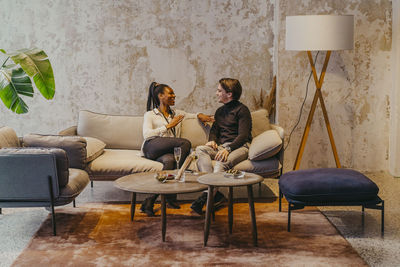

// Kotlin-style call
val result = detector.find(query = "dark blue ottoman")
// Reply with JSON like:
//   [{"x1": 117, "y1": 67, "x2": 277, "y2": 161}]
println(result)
[{"x1": 278, "y1": 168, "x2": 384, "y2": 233}]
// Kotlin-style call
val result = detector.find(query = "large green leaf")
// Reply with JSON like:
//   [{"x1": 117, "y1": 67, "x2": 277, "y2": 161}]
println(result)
[
  {"x1": 0, "y1": 65, "x2": 34, "y2": 114},
  {"x1": 6, "y1": 48, "x2": 55, "y2": 100}
]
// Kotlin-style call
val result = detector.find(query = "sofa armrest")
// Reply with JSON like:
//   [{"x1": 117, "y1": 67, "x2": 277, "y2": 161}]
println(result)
[
  {"x1": 270, "y1": 124, "x2": 284, "y2": 140},
  {"x1": 59, "y1": 126, "x2": 77, "y2": 136}
]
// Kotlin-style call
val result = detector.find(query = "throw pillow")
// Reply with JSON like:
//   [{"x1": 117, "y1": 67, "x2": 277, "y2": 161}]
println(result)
[
  {"x1": 251, "y1": 109, "x2": 271, "y2": 138},
  {"x1": 248, "y1": 129, "x2": 282, "y2": 161},
  {"x1": 22, "y1": 134, "x2": 87, "y2": 170},
  {"x1": 0, "y1": 126, "x2": 20, "y2": 148},
  {"x1": 83, "y1": 136, "x2": 106, "y2": 162}
]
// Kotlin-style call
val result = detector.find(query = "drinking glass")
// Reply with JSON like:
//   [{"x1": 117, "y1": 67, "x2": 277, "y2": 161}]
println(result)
[{"x1": 174, "y1": 147, "x2": 181, "y2": 170}]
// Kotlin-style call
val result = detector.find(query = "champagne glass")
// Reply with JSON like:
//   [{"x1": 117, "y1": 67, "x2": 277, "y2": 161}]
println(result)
[{"x1": 174, "y1": 147, "x2": 181, "y2": 170}]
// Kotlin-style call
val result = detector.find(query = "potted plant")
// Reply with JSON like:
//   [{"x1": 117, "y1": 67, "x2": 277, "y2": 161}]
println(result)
[{"x1": 0, "y1": 48, "x2": 55, "y2": 114}]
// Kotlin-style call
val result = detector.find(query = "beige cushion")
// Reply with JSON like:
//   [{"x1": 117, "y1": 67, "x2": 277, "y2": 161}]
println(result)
[
  {"x1": 23, "y1": 134, "x2": 87, "y2": 170},
  {"x1": 0, "y1": 126, "x2": 20, "y2": 148},
  {"x1": 83, "y1": 137, "x2": 106, "y2": 162},
  {"x1": 180, "y1": 118, "x2": 210, "y2": 148},
  {"x1": 88, "y1": 149, "x2": 163, "y2": 180},
  {"x1": 248, "y1": 130, "x2": 282, "y2": 161},
  {"x1": 56, "y1": 168, "x2": 90, "y2": 205},
  {"x1": 251, "y1": 109, "x2": 271, "y2": 137},
  {"x1": 77, "y1": 110, "x2": 144, "y2": 150}
]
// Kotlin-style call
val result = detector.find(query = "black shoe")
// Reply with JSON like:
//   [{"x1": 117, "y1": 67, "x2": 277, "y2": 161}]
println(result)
[
  {"x1": 166, "y1": 194, "x2": 180, "y2": 209},
  {"x1": 140, "y1": 195, "x2": 157, "y2": 216},
  {"x1": 190, "y1": 192, "x2": 208, "y2": 215},
  {"x1": 213, "y1": 191, "x2": 227, "y2": 210}
]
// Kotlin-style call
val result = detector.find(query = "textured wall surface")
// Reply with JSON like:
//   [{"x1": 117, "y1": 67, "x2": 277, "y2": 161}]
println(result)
[
  {"x1": 278, "y1": 0, "x2": 392, "y2": 171},
  {"x1": 0, "y1": 0, "x2": 394, "y2": 172},
  {"x1": 0, "y1": 0, "x2": 274, "y2": 133}
]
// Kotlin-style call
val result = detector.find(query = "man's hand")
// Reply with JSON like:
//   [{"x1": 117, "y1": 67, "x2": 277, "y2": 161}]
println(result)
[
  {"x1": 205, "y1": 141, "x2": 218, "y2": 150},
  {"x1": 215, "y1": 148, "x2": 229, "y2": 162},
  {"x1": 197, "y1": 113, "x2": 215, "y2": 124},
  {"x1": 166, "y1": 115, "x2": 184, "y2": 129}
]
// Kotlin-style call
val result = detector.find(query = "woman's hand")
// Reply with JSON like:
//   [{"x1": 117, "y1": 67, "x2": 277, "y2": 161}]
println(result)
[
  {"x1": 197, "y1": 113, "x2": 215, "y2": 124},
  {"x1": 166, "y1": 115, "x2": 184, "y2": 129}
]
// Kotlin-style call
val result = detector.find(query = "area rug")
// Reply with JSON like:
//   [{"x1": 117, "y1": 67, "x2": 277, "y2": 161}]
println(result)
[{"x1": 12, "y1": 201, "x2": 367, "y2": 266}]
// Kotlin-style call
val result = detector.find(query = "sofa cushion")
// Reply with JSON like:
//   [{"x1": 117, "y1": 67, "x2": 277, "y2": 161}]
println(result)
[
  {"x1": 248, "y1": 130, "x2": 282, "y2": 161},
  {"x1": 233, "y1": 157, "x2": 280, "y2": 177},
  {"x1": 83, "y1": 136, "x2": 106, "y2": 162},
  {"x1": 0, "y1": 126, "x2": 20, "y2": 148},
  {"x1": 56, "y1": 168, "x2": 89, "y2": 206},
  {"x1": 279, "y1": 168, "x2": 380, "y2": 203},
  {"x1": 0, "y1": 147, "x2": 69, "y2": 188},
  {"x1": 88, "y1": 149, "x2": 163, "y2": 180},
  {"x1": 180, "y1": 118, "x2": 210, "y2": 148},
  {"x1": 251, "y1": 109, "x2": 271, "y2": 137},
  {"x1": 77, "y1": 110, "x2": 144, "y2": 150},
  {"x1": 23, "y1": 134, "x2": 87, "y2": 170}
]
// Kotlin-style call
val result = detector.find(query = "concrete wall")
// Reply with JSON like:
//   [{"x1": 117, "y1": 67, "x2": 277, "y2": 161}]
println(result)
[
  {"x1": 0, "y1": 0, "x2": 274, "y2": 132},
  {"x1": 0, "y1": 0, "x2": 393, "y2": 172}
]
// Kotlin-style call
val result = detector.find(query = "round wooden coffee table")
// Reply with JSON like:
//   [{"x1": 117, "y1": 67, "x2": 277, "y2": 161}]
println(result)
[
  {"x1": 114, "y1": 171, "x2": 207, "y2": 242},
  {"x1": 197, "y1": 172, "x2": 263, "y2": 247}
]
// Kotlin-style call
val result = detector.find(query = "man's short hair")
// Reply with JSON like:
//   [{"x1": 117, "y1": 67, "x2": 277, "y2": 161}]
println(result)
[{"x1": 219, "y1": 78, "x2": 242, "y2": 100}]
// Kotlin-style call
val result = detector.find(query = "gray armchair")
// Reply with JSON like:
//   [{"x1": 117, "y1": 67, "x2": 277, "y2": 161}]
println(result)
[{"x1": 0, "y1": 127, "x2": 90, "y2": 235}]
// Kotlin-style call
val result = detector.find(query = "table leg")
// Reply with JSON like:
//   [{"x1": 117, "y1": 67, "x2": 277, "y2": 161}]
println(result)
[
  {"x1": 161, "y1": 194, "x2": 167, "y2": 242},
  {"x1": 228, "y1": 186, "x2": 233, "y2": 234},
  {"x1": 204, "y1": 185, "x2": 214, "y2": 246},
  {"x1": 247, "y1": 185, "x2": 258, "y2": 247},
  {"x1": 130, "y1": 192, "x2": 136, "y2": 221}
]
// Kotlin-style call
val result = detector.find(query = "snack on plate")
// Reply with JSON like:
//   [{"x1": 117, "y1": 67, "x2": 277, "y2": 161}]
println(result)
[
  {"x1": 155, "y1": 171, "x2": 175, "y2": 183},
  {"x1": 224, "y1": 169, "x2": 245, "y2": 178}
]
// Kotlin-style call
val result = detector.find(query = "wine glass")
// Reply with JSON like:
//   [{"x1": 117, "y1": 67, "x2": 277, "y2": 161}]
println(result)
[{"x1": 174, "y1": 147, "x2": 181, "y2": 170}]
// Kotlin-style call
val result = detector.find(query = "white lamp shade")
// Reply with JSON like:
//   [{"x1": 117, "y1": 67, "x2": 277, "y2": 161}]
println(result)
[{"x1": 286, "y1": 15, "x2": 354, "y2": 51}]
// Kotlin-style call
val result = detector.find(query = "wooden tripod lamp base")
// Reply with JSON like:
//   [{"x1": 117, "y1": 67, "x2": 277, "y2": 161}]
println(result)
[{"x1": 292, "y1": 51, "x2": 341, "y2": 170}]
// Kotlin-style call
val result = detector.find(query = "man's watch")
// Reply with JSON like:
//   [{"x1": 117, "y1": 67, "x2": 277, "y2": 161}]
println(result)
[{"x1": 225, "y1": 146, "x2": 231, "y2": 153}]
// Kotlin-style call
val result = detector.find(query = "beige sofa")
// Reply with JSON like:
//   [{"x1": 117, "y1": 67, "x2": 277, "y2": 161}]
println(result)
[{"x1": 59, "y1": 110, "x2": 284, "y2": 186}]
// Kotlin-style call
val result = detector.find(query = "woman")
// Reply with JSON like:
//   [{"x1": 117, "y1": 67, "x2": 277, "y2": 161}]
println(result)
[{"x1": 141, "y1": 82, "x2": 213, "y2": 216}]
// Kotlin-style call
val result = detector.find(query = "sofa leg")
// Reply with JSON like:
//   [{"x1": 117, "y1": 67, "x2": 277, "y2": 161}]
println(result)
[
  {"x1": 91, "y1": 181, "x2": 93, "y2": 188},
  {"x1": 279, "y1": 189, "x2": 282, "y2": 212},
  {"x1": 73, "y1": 200, "x2": 76, "y2": 208},
  {"x1": 0, "y1": 208, "x2": 2, "y2": 214}
]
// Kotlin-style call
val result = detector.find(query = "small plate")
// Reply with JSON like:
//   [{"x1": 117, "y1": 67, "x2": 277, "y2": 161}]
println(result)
[
  {"x1": 224, "y1": 171, "x2": 245, "y2": 179},
  {"x1": 155, "y1": 173, "x2": 175, "y2": 183}
]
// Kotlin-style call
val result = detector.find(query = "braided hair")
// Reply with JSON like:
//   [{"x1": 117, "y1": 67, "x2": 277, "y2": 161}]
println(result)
[{"x1": 146, "y1": 82, "x2": 173, "y2": 113}]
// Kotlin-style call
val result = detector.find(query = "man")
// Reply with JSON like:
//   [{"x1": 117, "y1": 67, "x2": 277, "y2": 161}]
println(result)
[{"x1": 191, "y1": 78, "x2": 252, "y2": 215}]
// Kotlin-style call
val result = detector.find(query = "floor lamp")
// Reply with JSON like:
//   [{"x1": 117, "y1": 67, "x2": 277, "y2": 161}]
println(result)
[{"x1": 285, "y1": 15, "x2": 354, "y2": 170}]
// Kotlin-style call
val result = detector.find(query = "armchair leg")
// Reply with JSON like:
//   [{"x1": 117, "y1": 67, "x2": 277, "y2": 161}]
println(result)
[
  {"x1": 0, "y1": 208, "x2": 2, "y2": 214},
  {"x1": 279, "y1": 188, "x2": 282, "y2": 212},
  {"x1": 48, "y1": 175, "x2": 57, "y2": 236},
  {"x1": 73, "y1": 200, "x2": 76, "y2": 208},
  {"x1": 91, "y1": 181, "x2": 93, "y2": 188}
]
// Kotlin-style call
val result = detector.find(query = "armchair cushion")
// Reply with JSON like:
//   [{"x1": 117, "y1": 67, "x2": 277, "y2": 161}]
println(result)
[
  {"x1": 22, "y1": 134, "x2": 87, "y2": 170},
  {"x1": 83, "y1": 136, "x2": 106, "y2": 162},
  {"x1": 0, "y1": 126, "x2": 20, "y2": 148},
  {"x1": 251, "y1": 109, "x2": 271, "y2": 137},
  {"x1": 248, "y1": 129, "x2": 282, "y2": 161},
  {"x1": 0, "y1": 147, "x2": 69, "y2": 188}
]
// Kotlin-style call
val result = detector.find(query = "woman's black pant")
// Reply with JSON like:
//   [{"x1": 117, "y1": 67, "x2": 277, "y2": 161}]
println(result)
[
  {"x1": 143, "y1": 137, "x2": 192, "y2": 169},
  {"x1": 142, "y1": 137, "x2": 192, "y2": 204}
]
